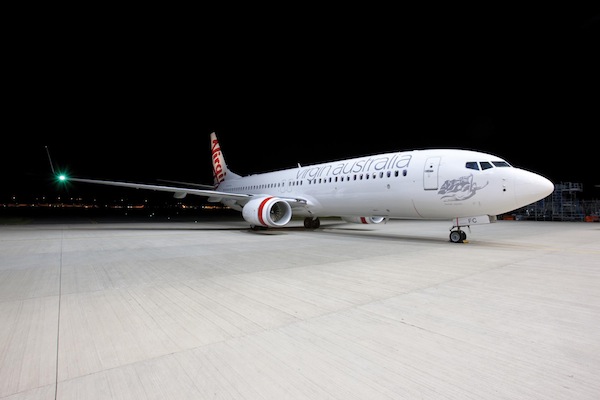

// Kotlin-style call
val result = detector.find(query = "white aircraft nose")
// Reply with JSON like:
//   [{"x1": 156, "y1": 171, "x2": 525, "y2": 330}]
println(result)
[{"x1": 514, "y1": 169, "x2": 554, "y2": 206}]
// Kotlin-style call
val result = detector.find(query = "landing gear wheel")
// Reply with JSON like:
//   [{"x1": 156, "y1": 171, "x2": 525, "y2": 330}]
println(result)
[
  {"x1": 303, "y1": 217, "x2": 321, "y2": 229},
  {"x1": 449, "y1": 230, "x2": 465, "y2": 243}
]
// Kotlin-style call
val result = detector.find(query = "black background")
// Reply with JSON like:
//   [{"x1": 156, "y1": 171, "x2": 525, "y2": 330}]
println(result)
[{"x1": 4, "y1": 6, "x2": 599, "y2": 205}]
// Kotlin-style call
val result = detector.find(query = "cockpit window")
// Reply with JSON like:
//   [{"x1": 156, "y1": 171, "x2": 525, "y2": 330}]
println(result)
[
  {"x1": 466, "y1": 162, "x2": 479, "y2": 170},
  {"x1": 467, "y1": 160, "x2": 511, "y2": 170},
  {"x1": 480, "y1": 161, "x2": 493, "y2": 170}
]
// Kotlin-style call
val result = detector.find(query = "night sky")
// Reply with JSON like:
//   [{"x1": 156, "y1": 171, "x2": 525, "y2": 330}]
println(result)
[{"x1": 4, "y1": 7, "x2": 599, "y2": 204}]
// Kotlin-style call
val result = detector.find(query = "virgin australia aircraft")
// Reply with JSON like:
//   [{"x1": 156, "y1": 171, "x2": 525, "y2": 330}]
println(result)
[{"x1": 58, "y1": 132, "x2": 554, "y2": 243}]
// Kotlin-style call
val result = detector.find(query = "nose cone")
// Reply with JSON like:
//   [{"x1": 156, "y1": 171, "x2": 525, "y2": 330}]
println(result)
[{"x1": 514, "y1": 169, "x2": 554, "y2": 206}]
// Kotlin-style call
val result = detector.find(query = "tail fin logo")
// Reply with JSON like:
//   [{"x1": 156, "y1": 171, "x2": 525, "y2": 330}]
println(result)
[{"x1": 212, "y1": 138, "x2": 226, "y2": 184}]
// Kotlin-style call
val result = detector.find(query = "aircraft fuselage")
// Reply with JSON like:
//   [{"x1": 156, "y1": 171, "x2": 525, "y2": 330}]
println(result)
[{"x1": 215, "y1": 149, "x2": 552, "y2": 221}]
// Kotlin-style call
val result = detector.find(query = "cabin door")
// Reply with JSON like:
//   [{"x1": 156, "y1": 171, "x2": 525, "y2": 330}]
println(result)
[{"x1": 423, "y1": 157, "x2": 441, "y2": 190}]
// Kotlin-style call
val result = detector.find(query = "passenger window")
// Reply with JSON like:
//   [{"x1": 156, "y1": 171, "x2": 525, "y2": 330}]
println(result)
[
  {"x1": 480, "y1": 161, "x2": 493, "y2": 170},
  {"x1": 466, "y1": 162, "x2": 479, "y2": 170}
]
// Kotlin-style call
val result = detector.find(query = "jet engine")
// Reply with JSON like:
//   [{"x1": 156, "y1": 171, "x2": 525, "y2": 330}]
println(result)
[
  {"x1": 242, "y1": 197, "x2": 293, "y2": 228},
  {"x1": 341, "y1": 216, "x2": 387, "y2": 224}
]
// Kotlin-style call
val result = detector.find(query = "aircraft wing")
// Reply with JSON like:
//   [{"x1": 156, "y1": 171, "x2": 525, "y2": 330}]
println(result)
[
  {"x1": 67, "y1": 177, "x2": 250, "y2": 201},
  {"x1": 66, "y1": 177, "x2": 308, "y2": 205},
  {"x1": 156, "y1": 179, "x2": 216, "y2": 189}
]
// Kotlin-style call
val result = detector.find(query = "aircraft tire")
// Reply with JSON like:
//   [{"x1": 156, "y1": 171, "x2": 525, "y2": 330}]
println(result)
[
  {"x1": 449, "y1": 230, "x2": 464, "y2": 243},
  {"x1": 304, "y1": 217, "x2": 321, "y2": 229}
]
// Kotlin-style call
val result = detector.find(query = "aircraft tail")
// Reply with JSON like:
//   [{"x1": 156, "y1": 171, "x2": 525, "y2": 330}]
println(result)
[{"x1": 211, "y1": 132, "x2": 241, "y2": 186}]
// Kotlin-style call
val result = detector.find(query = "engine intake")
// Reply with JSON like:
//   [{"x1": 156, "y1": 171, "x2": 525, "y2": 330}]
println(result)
[{"x1": 242, "y1": 197, "x2": 293, "y2": 227}]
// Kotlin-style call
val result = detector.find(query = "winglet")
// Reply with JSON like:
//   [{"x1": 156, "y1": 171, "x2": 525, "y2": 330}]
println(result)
[
  {"x1": 45, "y1": 146, "x2": 56, "y2": 175},
  {"x1": 45, "y1": 146, "x2": 69, "y2": 183}
]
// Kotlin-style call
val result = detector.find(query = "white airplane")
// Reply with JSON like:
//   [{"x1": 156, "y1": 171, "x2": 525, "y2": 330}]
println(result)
[{"x1": 55, "y1": 132, "x2": 554, "y2": 243}]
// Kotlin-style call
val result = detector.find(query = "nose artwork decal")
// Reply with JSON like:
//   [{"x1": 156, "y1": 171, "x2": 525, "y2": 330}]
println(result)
[{"x1": 438, "y1": 174, "x2": 488, "y2": 201}]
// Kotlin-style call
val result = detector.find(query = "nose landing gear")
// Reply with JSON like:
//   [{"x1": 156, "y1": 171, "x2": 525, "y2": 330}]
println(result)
[
  {"x1": 448, "y1": 215, "x2": 496, "y2": 243},
  {"x1": 449, "y1": 229, "x2": 468, "y2": 243}
]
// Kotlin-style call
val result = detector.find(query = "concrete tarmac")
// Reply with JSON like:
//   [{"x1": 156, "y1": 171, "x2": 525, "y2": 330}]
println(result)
[{"x1": 0, "y1": 217, "x2": 599, "y2": 399}]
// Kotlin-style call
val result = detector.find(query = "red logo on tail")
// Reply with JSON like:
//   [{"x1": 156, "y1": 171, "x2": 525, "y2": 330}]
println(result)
[{"x1": 211, "y1": 139, "x2": 225, "y2": 183}]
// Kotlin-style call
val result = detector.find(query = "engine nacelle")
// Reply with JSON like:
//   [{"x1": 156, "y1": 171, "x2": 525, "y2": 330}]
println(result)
[
  {"x1": 341, "y1": 216, "x2": 387, "y2": 224},
  {"x1": 242, "y1": 196, "x2": 293, "y2": 227}
]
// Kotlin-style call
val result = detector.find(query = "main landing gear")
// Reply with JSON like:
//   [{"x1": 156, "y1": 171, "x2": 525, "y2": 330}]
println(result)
[{"x1": 303, "y1": 217, "x2": 321, "y2": 229}]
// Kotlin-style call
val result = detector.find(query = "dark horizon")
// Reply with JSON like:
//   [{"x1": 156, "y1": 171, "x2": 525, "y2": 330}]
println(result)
[{"x1": 4, "y1": 7, "x2": 599, "y2": 203}]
